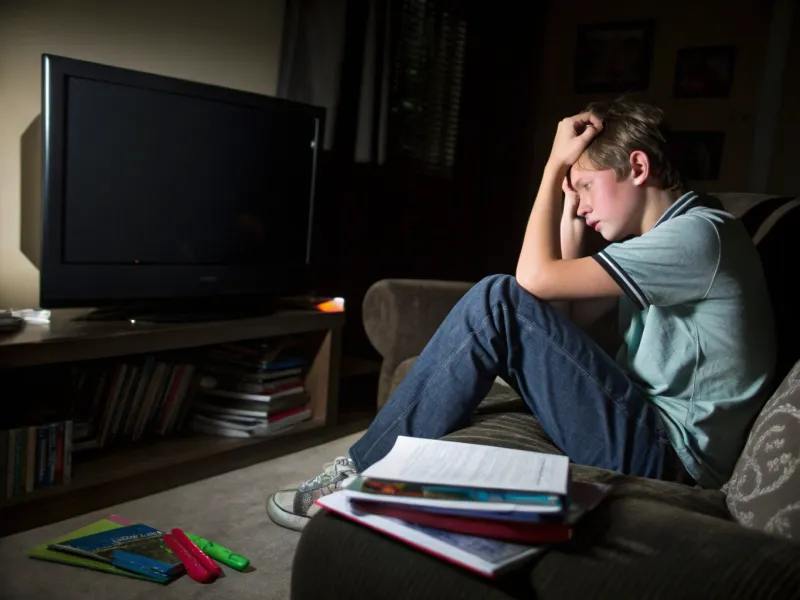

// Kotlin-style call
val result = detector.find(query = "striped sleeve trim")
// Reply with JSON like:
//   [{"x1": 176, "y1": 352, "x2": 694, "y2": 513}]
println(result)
[{"x1": 592, "y1": 252, "x2": 649, "y2": 310}]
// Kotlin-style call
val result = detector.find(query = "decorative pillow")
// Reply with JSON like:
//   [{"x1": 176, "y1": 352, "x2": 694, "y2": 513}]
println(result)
[{"x1": 723, "y1": 360, "x2": 800, "y2": 540}]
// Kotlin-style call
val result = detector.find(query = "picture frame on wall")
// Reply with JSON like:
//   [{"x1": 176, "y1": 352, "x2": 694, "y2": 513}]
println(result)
[
  {"x1": 574, "y1": 20, "x2": 655, "y2": 94},
  {"x1": 666, "y1": 131, "x2": 725, "y2": 181},
  {"x1": 673, "y1": 46, "x2": 737, "y2": 98}
]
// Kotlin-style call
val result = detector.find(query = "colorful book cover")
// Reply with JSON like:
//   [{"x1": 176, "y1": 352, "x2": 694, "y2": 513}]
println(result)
[
  {"x1": 28, "y1": 519, "x2": 168, "y2": 583},
  {"x1": 348, "y1": 481, "x2": 612, "y2": 543},
  {"x1": 316, "y1": 493, "x2": 545, "y2": 577},
  {"x1": 49, "y1": 523, "x2": 182, "y2": 576}
]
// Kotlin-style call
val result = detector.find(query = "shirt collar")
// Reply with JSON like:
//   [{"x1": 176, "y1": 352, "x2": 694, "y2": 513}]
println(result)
[{"x1": 654, "y1": 191, "x2": 700, "y2": 228}]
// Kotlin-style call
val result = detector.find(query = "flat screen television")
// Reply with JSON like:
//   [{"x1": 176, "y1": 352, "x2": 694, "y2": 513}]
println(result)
[{"x1": 21, "y1": 54, "x2": 324, "y2": 319}]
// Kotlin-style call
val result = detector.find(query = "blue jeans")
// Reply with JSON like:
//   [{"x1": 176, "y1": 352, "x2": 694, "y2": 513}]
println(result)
[{"x1": 349, "y1": 274, "x2": 681, "y2": 479}]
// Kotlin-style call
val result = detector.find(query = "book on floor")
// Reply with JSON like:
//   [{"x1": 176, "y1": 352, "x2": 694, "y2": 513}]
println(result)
[
  {"x1": 28, "y1": 519, "x2": 175, "y2": 583},
  {"x1": 48, "y1": 523, "x2": 183, "y2": 579}
]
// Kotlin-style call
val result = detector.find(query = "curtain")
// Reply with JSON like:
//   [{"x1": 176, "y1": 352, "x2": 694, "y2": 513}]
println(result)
[
  {"x1": 277, "y1": 0, "x2": 467, "y2": 170},
  {"x1": 390, "y1": 0, "x2": 467, "y2": 177},
  {"x1": 277, "y1": 0, "x2": 391, "y2": 164}
]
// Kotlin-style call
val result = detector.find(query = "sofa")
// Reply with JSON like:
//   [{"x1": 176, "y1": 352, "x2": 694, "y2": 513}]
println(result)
[{"x1": 292, "y1": 193, "x2": 800, "y2": 599}]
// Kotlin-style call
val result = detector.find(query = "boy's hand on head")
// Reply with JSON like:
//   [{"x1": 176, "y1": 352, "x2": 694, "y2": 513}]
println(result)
[
  {"x1": 561, "y1": 174, "x2": 580, "y2": 219},
  {"x1": 561, "y1": 174, "x2": 585, "y2": 259},
  {"x1": 548, "y1": 112, "x2": 603, "y2": 170}
]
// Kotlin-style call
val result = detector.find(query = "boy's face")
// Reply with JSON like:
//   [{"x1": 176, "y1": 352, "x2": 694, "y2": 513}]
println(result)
[{"x1": 569, "y1": 155, "x2": 644, "y2": 241}]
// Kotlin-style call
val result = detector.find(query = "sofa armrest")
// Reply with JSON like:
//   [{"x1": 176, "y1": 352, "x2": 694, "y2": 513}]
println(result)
[{"x1": 363, "y1": 278, "x2": 474, "y2": 408}]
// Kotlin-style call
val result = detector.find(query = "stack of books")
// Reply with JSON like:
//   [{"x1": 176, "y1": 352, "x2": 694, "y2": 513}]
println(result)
[
  {"x1": 187, "y1": 339, "x2": 312, "y2": 438},
  {"x1": 29, "y1": 519, "x2": 186, "y2": 584},
  {"x1": 316, "y1": 436, "x2": 610, "y2": 578}
]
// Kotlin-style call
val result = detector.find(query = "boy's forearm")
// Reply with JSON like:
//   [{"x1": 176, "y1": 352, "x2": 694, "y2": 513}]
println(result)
[
  {"x1": 561, "y1": 213, "x2": 585, "y2": 260},
  {"x1": 516, "y1": 162, "x2": 569, "y2": 286},
  {"x1": 555, "y1": 216, "x2": 586, "y2": 319}
]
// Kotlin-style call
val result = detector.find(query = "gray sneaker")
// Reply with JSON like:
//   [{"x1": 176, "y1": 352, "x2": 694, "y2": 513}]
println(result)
[{"x1": 266, "y1": 456, "x2": 358, "y2": 531}]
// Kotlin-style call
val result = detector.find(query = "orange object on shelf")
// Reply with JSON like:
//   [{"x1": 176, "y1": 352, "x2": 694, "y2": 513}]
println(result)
[{"x1": 315, "y1": 298, "x2": 345, "y2": 313}]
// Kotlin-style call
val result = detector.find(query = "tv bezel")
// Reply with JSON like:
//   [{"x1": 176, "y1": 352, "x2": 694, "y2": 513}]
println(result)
[{"x1": 40, "y1": 53, "x2": 324, "y2": 309}]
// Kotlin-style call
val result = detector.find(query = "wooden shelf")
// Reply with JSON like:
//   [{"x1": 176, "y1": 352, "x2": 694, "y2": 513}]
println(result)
[
  {"x1": 0, "y1": 307, "x2": 345, "y2": 369},
  {"x1": 0, "y1": 307, "x2": 347, "y2": 534},
  {"x1": 0, "y1": 417, "x2": 325, "y2": 509}
]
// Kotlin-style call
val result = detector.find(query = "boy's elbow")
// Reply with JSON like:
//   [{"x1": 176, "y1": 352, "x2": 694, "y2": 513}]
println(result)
[
  {"x1": 515, "y1": 269, "x2": 547, "y2": 298},
  {"x1": 514, "y1": 265, "x2": 530, "y2": 290},
  {"x1": 516, "y1": 263, "x2": 566, "y2": 300}
]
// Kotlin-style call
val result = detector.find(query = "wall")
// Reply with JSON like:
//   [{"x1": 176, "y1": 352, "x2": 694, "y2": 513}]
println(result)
[
  {"x1": 530, "y1": 0, "x2": 778, "y2": 196},
  {"x1": 767, "y1": 2, "x2": 800, "y2": 195},
  {"x1": 0, "y1": 0, "x2": 285, "y2": 308}
]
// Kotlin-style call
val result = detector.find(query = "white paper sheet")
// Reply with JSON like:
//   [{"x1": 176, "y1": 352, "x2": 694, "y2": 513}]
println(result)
[{"x1": 361, "y1": 436, "x2": 569, "y2": 495}]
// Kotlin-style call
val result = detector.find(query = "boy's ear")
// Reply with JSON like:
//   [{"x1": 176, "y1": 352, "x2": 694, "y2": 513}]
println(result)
[{"x1": 629, "y1": 150, "x2": 649, "y2": 186}]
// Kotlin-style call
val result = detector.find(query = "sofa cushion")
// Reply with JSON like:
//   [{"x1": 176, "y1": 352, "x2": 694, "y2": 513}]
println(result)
[
  {"x1": 296, "y1": 495, "x2": 800, "y2": 600},
  {"x1": 724, "y1": 359, "x2": 800, "y2": 540}
]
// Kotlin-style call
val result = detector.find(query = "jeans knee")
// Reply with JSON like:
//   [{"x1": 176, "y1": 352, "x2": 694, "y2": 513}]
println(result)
[{"x1": 471, "y1": 274, "x2": 519, "y2": 300}]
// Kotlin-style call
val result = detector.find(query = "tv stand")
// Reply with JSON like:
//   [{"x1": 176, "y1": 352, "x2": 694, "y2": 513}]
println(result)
[
  {"x1": 80, "y1": 298, "x2": 278, "y2": 323},
  {"x1": 0, "y1": 306, "x2": 348, "y2": 536}
]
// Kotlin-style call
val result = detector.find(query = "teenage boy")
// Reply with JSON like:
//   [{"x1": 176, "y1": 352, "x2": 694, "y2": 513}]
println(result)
[{"x1": 268, "y1": 99, "x2": 776, "y2": 532}]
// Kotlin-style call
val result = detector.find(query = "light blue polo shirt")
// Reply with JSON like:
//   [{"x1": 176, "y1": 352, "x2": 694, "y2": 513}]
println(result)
[{"x1": 593, "y1": 192, "x2": 776, "y2": 488}]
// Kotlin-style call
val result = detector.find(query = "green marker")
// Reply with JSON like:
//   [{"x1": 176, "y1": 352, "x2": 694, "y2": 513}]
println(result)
[{"x1": 185, "y1": 532, "x2": 250, "y2": 571}]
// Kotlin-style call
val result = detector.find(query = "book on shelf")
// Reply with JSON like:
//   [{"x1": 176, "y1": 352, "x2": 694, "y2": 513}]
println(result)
[
  {"x1": 202, "y1": 363, "x2": 303, "y2": 383},
  {"x1": 199, "y1": 385, "x2": 305, "y2": 403},
  {"x1": 199, "y1": 374, "x2": 303, "y2": 396},
  {"x1": 184, "y1": 338, "x2": 312, "y2": 438},
  {"x1": 314, "y1": 436, "x2": 612, "y2": 577},
  {"x1": 69, "y1": 356, "x2": 199, "y2": 451},
  {"x1": 191, "y1": 388, "x2": 309, "y2": 418},
  {"x1": 26, "y1": 335, "x2": 314, "y2": 457},
  {"x1": 188, "y1": 404, "x2": 313, "y2": 438},
  {"x1": 205, "y1": 337, "x2": 306, "y2": 371},
  {"x1": 1, "y1": 419, "x2": 73, "y2": 501}
]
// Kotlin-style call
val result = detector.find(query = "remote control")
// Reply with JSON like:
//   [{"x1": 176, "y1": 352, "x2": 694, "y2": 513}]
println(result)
[{"x1": 0, "y1": 314, "x2": 24, "y2": 333}]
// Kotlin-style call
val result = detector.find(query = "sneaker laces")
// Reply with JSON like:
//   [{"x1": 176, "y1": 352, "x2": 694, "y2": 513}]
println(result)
[{"x1": 303, "y1": 456, "x2": 357, "y2": 488}]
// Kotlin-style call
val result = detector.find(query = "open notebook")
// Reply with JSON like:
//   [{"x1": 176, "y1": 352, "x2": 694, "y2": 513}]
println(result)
[{"x1": 344, "y1": 436, "x2": 571, "y2": 514}]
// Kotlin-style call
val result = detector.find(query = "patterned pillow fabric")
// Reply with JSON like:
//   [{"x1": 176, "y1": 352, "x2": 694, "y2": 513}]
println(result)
[{"x1": 724, "y1": 360, "x2": 800, "y2": 540}]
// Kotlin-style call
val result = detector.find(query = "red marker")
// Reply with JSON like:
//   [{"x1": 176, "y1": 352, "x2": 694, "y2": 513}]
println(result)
[
  {"x1": 171, "y1": 528, "x2": 223, "y2": 577},
  {"x1": 163, "y1": 531, "x2": 219, "y2": 583}
]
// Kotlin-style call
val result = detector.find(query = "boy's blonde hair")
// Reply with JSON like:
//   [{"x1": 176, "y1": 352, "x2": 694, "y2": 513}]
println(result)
[{"x1": 581, "y1": 98, "x2": 685, "y2": 192}]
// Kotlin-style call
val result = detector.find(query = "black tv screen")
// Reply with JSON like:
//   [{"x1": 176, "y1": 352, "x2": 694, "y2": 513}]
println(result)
[
  {"x1": 32, "y1": 54, "x2": 324, "y2": 309},
  {"x1": 64, "y1": 77, "x2": 314, "y2": 266}
]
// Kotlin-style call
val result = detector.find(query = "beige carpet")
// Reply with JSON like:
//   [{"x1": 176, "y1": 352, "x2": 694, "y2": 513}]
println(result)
[{"x1": 1, "y1": 431, "x2": 364, "y2": 600}]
